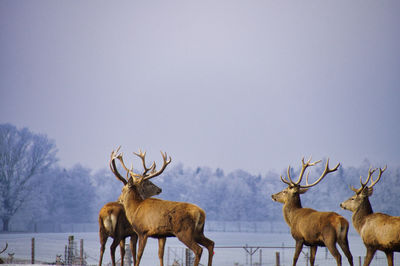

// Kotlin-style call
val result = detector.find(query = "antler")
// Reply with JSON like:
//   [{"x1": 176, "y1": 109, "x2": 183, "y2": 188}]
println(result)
[
  {"x1": 369, "y1": 165, "x2": 387, "y2": 188},
  {"x1": 141, "y1": 151, "x2": 171, "y2": 181},
  {"x1": 133, "y1": 149, "x2": 156, "y2": 176},
  {"x1": 351, "y1": 165, "x2": 387, "y2": 193},
  {"x1": 280, "y1": 157, "x2": 340, "y2": 188},
  {"x1": 110, "y1": 147, "x2": 171, "y2": 183},
  {"x1": 109, "y1": 146, "x2": 128, "y2": 185},
  {"x1": 0, "y1": 243, "x2": 7, "y2": 254},
  {"x1": 281, "y1": 157, "x2": 321, "y2": 186},
  {"x1": 301, "y1": 158, "x2": 340, "y2": 188}
]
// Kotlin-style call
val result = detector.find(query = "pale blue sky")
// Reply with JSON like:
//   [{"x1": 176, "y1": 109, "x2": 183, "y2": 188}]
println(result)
[{"x1": 1, "y1": 1, "x2": 399, "y2": 174}]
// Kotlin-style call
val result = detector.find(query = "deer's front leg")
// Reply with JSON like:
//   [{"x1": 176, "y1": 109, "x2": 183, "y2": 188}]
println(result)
[
  {"x1": 158, "y1": 237, "x2": 166, "y2": 266},
  {"x1": 292, "y1": 239, "x2": 304, "y2": 266},
  {"x1": 135, "y1": 234, "x2": 148, "y2": 266},
  {"x1": 363, "y1": 246, "x2": 376, "y2": 266}
]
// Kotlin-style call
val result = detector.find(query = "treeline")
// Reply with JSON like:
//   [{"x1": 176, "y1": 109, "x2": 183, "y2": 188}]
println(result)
[{"x1": 1, "y1": 124, "x2": 400, "y2": 231}]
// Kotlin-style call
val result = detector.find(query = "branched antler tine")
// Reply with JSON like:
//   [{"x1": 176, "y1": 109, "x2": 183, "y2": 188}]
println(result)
[
  {"x1": 295, "y1": 157, "x2": 316, "y2": 185},
  {"x1": 350, "y1": 185, "x2": 359, "y2": 193},
  {"x1": 301, "y1": 159, "x2": 340, "y2": 188},
  {"x1": 280, "y1": 174, "x2": 291, "y2": 185},
  {"x1": 117, "y1": 153, "x2": 130, "y2": 172},
  {"x1": 133, "y1": 149, "x2": 156, "y2": 176},
  {"x1": 360, "y1": 167, "x2": 377, "y2": 187},
  {"x1": 369, "y1": 165, "x2": 386, "y2": 188},
  {"x1": 109, "y1": 148, "x2": 128, "y2": 185},
  {"x1": 142, "y1": 151, "x2": 172, "y2": 181},
  {"x1": 286, "y1": 165, "x2": 295, "y2": 184}
]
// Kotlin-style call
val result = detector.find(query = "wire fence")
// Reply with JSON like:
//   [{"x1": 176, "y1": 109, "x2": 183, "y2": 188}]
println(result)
[{"x1": 0, "y1": 232, "x2": 396, "y2": 265}]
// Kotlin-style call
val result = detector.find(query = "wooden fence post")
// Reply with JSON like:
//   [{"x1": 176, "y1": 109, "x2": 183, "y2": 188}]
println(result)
[
  {"x1": 80, "y1": 239, "x2": 83, "y2": 265},
  {"x1": 275, "y1": 252, "x2": 280, "y2": 266},
  {"x1": 31, "y1": 238, "x2": 35, "y2": 264}
]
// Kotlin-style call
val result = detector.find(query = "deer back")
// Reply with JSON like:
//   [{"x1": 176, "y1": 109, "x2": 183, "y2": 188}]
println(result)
[
  {"x1": 289, "y1": 207, "x2": 349, "y2": 245},
  {"x1": 358, "y1": 213, "x2": 400, "y2": 250},
  {"x1": 122, "y1": 195, "x2": 206, "y2": 238}
]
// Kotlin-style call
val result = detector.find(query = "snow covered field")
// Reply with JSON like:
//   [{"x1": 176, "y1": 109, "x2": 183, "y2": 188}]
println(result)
[{"x1": 0, "y1": 231, "x2": 394, "y2": 265}]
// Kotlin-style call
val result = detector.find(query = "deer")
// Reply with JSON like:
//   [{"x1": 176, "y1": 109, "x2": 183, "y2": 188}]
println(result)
[
  {"x1": 110, "y1": 147, "x2": 214, "y2": 266},
  {"x1": 271, "y1": 157, "x2": 353, "y2": 266},
  {"x1": 99, "y1": 146, "x2": 167, "y2": 266},
  {"x1": 340, "y1": 165, "x2": 400, "y2": 266}
]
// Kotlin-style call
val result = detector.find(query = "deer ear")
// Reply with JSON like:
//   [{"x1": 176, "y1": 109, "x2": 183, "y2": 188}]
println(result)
[
  {"x1": 127, "y1": 177, "x2": 135, "y2": 187},
  {"x1": 299, "y1": 188, "x2": 309, "y2": 194}
]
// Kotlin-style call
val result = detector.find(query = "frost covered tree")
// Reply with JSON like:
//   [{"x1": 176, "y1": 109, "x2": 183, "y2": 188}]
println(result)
[
  {"x1": 0, "y1": 124, "x2": 57, "y2": 231},
  {"x1": 49, "y1": 165, "x2": 95, "y2": 223}
]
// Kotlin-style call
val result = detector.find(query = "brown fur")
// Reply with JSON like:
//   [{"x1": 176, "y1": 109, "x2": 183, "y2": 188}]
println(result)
[
  {"x1": 272, "y1": 186, "x2": 353, "y2": 266},
  {"x1": 341, "y1": 185, "x2": 400, "y2": 266},
  {"x1": 120, "y1": 179, "x2": 214, "y2": 266},
  {"x1": 98, "y1": 202, "x2": 136, "y2": 266},
  {"x1": 98, "y1": 176, "x2": 164, "y2": 266}
]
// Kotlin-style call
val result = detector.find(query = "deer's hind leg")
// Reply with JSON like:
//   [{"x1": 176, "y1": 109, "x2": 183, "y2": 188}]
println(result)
[
  {"x1": 176, "y1": 230, "x2": 203, "y2": 266},
  {"x1": 338, "y1": 236, "x2": 353, "y2": 266},
  {"x1": 99, "y1": 231, "x2": 108, "y2": 266},
  {"x1": 384, "y1": 251, "x2": 394, "y2": 266},
  {"x1": 110, "y1": 237, "x2": 120, "y2": 266},
  {"x1": 325, "y1": 239, "x2": 342, "y2": 266},
  {"x1": 196, "y1": 234, "x2": 214, "y2": 266}
]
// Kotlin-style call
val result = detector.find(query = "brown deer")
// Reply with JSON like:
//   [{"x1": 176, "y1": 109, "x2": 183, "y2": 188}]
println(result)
[
  {"x1": 99, "y1": 147, "x2": 167, "y2": 266},
  {"x1": 110, "y1": 147, "x2": 214, "y2": 266},
  {"x1": 271, "y1": 158, "x2": 353, "y2": 266},
  {"x1": 340, "y1": 166, "x2": 400, "y2": 266}
]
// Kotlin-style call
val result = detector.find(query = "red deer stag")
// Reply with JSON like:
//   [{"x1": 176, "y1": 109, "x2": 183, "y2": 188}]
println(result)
[
  {"x1": 110, "y1": 147, "x2": 214, "y2": 266},
  {"x1": 340, "y1": 166, "x2": 400, "y2": 266},
  {"x1": 271, "y1": 158, "x2": 353, "y2": 266},
  {"x1": 99, "y1": 147, "x2": 166, "y2": 266}
]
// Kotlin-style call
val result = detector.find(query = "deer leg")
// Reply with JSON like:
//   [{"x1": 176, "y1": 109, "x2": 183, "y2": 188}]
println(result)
[
  {"x1": 338, "y1": 237, "x2": 353, "y2": 266},
  {"x1": 99, "y1": 232, "x2": 107, "y2": 266},
  {"x1": 309, "y1": 246, "x2": 317, "y2": 266},
  {"x1": 176, "y1": 232, "x2": 203, "y2": 266},
  {"x1": 110, "y1": 238, "x2": 120, "y2": 266},
  {"x1": 130, "y1": 235, "x2": 137, "y2": 266},
  {"x1": 196, "y1": 234, "x2": 214, "y2": 266},
  {"x1": 325, "y1": 242, "x2": 342, "y2": 266},
  {"x1": 363, "y1": 246, "x2": 376, "y2": 266},
  {"x1": 384, "y1": 251, "x2": 394, "y2": 266},
  {"x1": 119, "y1": 238, "x2": 125, "y2": 266},
  {"x1": 292, "y1": 240, "x2": 304, "y2": 266},
  {"x1": 135, "y1": 235, "x2": 148, "y2": 266},
  {"x1": 158, "y1": 237, "x2": 166, "y2": 266}
]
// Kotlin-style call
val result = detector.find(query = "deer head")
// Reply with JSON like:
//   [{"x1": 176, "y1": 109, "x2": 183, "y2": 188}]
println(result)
[
  {"x1": 271, "y1": 157, "x2": 340, "y2": 204},
  {"x1": 340, "y1": 165, "x2": 386, "y2": 212},
  {"x1": 110, "y1": 146, "x2": 170, "y2": 201}
]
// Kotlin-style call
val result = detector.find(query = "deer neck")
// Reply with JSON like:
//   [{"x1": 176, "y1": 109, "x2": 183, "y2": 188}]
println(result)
[
  {"x1": 352, "y1": 197, "x2": 373, "y2": 233},
  {"x1": 282, "y1": 195, "x2": 303, "y2": 227},
  {"x1": 121, "y1": 188, "x2": 143, "y2": 218}
]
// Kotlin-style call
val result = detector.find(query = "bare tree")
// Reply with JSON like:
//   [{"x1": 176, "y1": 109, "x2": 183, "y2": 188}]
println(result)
[{"x1": 0, "y1": 124, "x2": 57, "y2": 231}]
